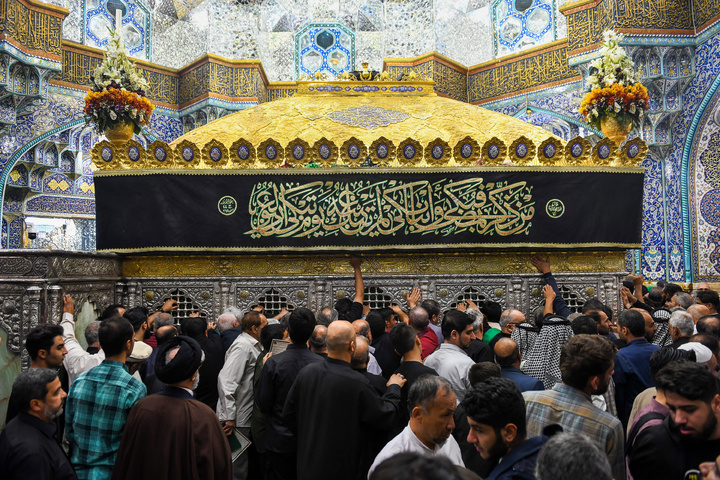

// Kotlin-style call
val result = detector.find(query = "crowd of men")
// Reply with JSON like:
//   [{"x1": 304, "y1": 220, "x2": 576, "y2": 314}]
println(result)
[{"x1": 3, "y1": 254, "x2": 720, "y2": 480}]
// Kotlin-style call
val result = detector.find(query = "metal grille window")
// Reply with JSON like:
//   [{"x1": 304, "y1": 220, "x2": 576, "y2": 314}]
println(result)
[
  {"x1": 363, "y1": 286, "x2": 393, "y2": 310},
  {"x1": 449, "y1": 287, "x2": 488, "y2": 310},
  {"x1": 558, "y1": 285, "x2": 584, "y2": 313},
  {"x1": 159, "y1": 289, "x2": 205, "y2": 321},
  {"x1": 257, "y1": 288, "x2": 294, "y2": 318}
]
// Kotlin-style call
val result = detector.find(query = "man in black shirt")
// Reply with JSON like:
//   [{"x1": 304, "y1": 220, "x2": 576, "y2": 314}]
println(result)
[
  {"x1": 256, "y1": 308, "x2": 322, "y2": 480},
  {"x1": 283, "y1": 320, "x2": 406, "y2": 480},
  {"x1": 629, "y1": 361, "x2": 720, "y2": 480},
  {"x1": 352, "y1": 335, "x2": 387, "y2": 395},
  {"x1": 0, "y1": 368, "x2": 76, "y2": 480},
  {"x1": 388, "y1": 322, "x2": 437, "y2": 436},
  {"x1": 369, "y1": 309, "x2": 402, "y2": 378},
  {"x1": 181, "y1": 316, "x2": 225, "y2": 410}
]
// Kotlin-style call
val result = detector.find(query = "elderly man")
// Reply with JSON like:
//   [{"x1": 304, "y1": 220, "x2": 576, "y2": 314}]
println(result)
[
  {"x1": 309, "y1": 324, "x2": 328, "y2": 356},
  {"x1": 218, "y1": 311, "x2": 242, "y2": 352},
  {"x1": 369, "y1": 376, "x2": 464, "y2": 476},
  {"x1": 112, "y1": 337, "x2": 231, "y2": 479},
  {"x1": 352, "y1": 319, "x2": 383, "y2": 375},
  {"x1": 353, "y1": 336, "x2": 387, "y2": 395},
  {"x1": 669, "y1": 310, "x2": 695, "y2": 348},
  {"x1": 217, "y1": 310, "x2": 267, "y2": 480},
  {"x1": 0, "y1": 368, "x2": 75, "y2": 480},
  {"x1": 689, "y1": 304, "x2": 711, "y2": 324},
  {"x1": 425, "y1": 310, "x2": 476, "y2": 402},
  {"x1": 494, "y1": 337, "x2": 543, "y2": 392},
  {"x1": 65, "y1": 317, "x2": 146, "y2": 480},
  {"x1": 488, "y1": 309, "x2": 526, "y2": 351},
  {"x1": 60, "y1": 295, "x2": 105, "y2": 384},
  {"x1": 283, "y1": 320, "x2": 406, "y2": 480}
]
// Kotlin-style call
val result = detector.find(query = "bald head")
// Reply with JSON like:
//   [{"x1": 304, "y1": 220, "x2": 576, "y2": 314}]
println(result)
[
  {"x1": 326, "y1": 321, "x2": 356, "y2": 361},
  {"x1": 351, "y1": 335, "x2": 370, "y2": 369},
  {"x1": 499, "y1": 309, "x2": 525, "y2": 334},
  {"x1": 494, "y1": 337, "x2": 520, "y2": 368},
  {"x1": 352, "y1": 319, "x2": 371, "y2": 342},
  {"x1": 308, "y1": 325, "x2": 327, "y2": 353},
  {"x1": 688, "y1": 304, "x2": 711, "y2": 324},
  {"x1": 156, "y1": 325, "x2": 178, "y2": 346},
  {"x1": 408, "y1": 306, "x2": 430, "y2": 331}
]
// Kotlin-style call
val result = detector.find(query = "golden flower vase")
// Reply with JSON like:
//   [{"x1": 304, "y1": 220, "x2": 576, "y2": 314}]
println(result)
[
  {"x1": 105, "y1": 121, "x2": 135, "y2": 148},
  {"x1": 601, "y1": 116, "x2": 633, "y2": 147}
]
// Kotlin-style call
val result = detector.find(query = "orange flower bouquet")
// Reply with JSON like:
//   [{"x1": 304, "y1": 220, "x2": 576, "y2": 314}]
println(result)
[
  {"x1": 579, "y1": 30, "x2": 649, "y2": 131},
  {"x1": 83, "y1": 28, "x2": 154, "y2": 135}
]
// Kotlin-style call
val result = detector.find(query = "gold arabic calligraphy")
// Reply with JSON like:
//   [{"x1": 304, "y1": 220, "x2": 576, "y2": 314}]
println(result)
[{"x1": 246, "y1": 178, "x2": 534, "y2": 239}]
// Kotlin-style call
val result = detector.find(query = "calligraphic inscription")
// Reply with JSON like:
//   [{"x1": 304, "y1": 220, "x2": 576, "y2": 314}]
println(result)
[
  {"x1": 94, "y1": 169, "x2": 644, "y2": 252},
  {"x1": 246, "y1": 178, "x2": 534, "y2": 239}
]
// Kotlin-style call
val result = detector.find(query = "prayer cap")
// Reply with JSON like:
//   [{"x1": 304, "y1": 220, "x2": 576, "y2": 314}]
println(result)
[
  {"x1": 679, "y1": 342, "x2": 713, "y2": 364},
  {"x1": 127, "y1": 340, "x2": 152, "y2": 363},
  {"x1": 155, "y1": 335, "x2": 203, "y2": 384}
]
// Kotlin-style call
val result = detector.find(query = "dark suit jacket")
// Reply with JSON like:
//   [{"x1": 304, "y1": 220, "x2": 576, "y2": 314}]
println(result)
[{"x1": 501, "y1": 366, "x2": 544, "y2": 392}]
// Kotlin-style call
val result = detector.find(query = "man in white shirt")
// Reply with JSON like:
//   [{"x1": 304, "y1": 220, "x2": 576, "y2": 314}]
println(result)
[
  {"x1": 60, "y1": 295, "x2": 105, "y2": 384},
  {"x1": 369, "y1": 375, "x2": 464, "y2": 476},
  {"x1": 217, "y1": 310, "x2": 267, "y2": 480},
  {"x1": 424, "y1": 310, "x2": 476, "y2": 402}
]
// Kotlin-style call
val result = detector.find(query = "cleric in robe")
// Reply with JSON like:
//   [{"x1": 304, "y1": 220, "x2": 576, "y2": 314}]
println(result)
[{"x1": 111, "y1": 336, "x2": 232, "y2": 480}]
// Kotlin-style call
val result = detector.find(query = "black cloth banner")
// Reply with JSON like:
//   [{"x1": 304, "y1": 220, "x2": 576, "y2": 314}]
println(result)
[{"x1": 95, "y1": 168, "x2": 644, "y2": 252}]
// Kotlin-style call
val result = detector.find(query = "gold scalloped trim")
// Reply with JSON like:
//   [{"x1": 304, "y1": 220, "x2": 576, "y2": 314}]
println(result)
[
  {"x1": 538, "y1": 137, "x2": 563, "y2": 166},
  {"x1": 592, "y1": 137, "x2": 617, "y2": 166},
  {"x1": 147, "y1": 140, "x2": 176, "y2": 168},
  {"x1": 258, "y1": 139, "x2": 284, "y2": 167},
  {"x1": 202, "y1": 140, "x2": 229, "y2": 168},
  {"x1": 230, "y1": 138, "x2": 256, "y2": 169},
  {"x1": 425, "y1": 138, "x2": 451, "y2": 167},
  {"x1": 564, "y1": 136, "x2": 591, "y2": 166},
  {"x1": 619, "y1": 138, "x2": 648, "y2": 167},
  {"x1": 396, "y1": 138, "x2": 423, "y2": 167},
  {"x1": 340, "y1": 137, "x2": 368, "y2": 167},
  {"x1": 285, "y1": 138, "x2": 312, "y2": 165},
  {"x1": 482, "y1": 137, "x2": 507, "y2": 166},
  {"x1": 312, "y1": 138, "x2": 338, "y2": 167},
  {"x1": 174, "y1": 140, "x2": 202, "y2": 169},
  {"x1": 453, "y1": 136, "x2": 480, "y2": 166},
  {"x1": 509, "y1": 136, "x2": 536, "y2": 165},
  {"x1": 368, "y1": 136, "x2": 397, "y2": 165}
]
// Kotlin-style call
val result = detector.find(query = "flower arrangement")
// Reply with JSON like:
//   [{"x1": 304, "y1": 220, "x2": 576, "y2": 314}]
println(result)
[
  {"x1": 84, "y1": 28, "x2": 154, "y2": 135},
  {"x1": 579, "y1": 30, "x2": 649, "y2": 131}
]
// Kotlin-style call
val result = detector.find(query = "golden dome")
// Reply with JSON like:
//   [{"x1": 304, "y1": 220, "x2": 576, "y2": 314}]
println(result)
[{"x1": 169, "y1": 80, "x2": 563, "y2": 166}]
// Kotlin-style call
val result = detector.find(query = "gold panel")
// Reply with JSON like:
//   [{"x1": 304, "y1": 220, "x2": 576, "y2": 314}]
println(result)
[
  {"x1": 170, "y1": 80, "x2": 564, "y2": 158},
  {"x1": 453, "y1": 136, "x2": 481, "y2": 166},
  {"x1": 592, "y1": 137, "x2": 617, "y2": 166},
  {"x1": 368, "y1": 137, "x2": 397, "y2": 165},
  {"x1": 312, "y1": 138, "x2": 338, "y2": 167},
  {"x1": 91, "y1": 141, "x2": 116, "y2": 171},
  {"x1": 424, "y1": 138, "x2": 452, "y2": 166},
  {"x1": 121, "y1": 251, "x2": 628, "y2": 278},
  {"x1": 229, "y1": 138, "x2": 256, "y2": 168},
  {"x1": 202, "y1": 140, "x2": 229, "y2": 168},
  {"x1": 340, "y1": 137, "x2": 368, "y2": 167},
  {"x1": 482, "y1": 137, "x2": 507, "y2": 166},
  {"x1": 564, "y1": 136, "x2": 591, "y2": 166},
  {"x1": 509, "y1": 136, "x2": 536, "y2": 165},
  {"x1": 538, "y1": 137, "x2": 563, "y2": 166}
]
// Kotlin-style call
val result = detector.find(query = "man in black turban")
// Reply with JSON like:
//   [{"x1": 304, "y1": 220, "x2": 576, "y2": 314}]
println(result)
[{"x1": 112, "y1": 336, "x2": 232, "y2": 480}]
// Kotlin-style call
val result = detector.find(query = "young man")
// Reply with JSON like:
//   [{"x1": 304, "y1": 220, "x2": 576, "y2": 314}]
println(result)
[
  {"x1": 463, "y1": 377, "x2": 547, "y2": 480},
  {"x1": 65, "y1": 317, "x2": 146, "y2": 480},
  {"x1": 424, "y1": 310, "x2": 476, "y2": 402},
  {"x1": 523, "y1": 335, "x2": 625, "y2": 480},
  {"x1": 628, "y1": 361, "x2": 720, "y2": 480}
]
